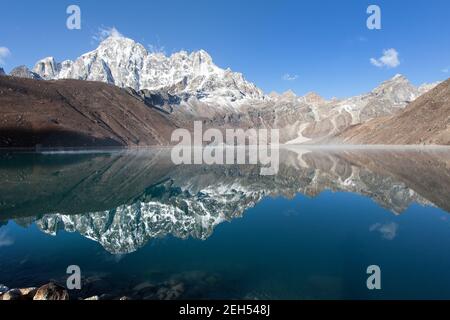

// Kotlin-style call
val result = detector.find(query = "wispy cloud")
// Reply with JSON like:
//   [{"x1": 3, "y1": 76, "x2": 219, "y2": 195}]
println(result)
[
  {"x1": 370, "y1": 222, "x2": 398, "y2": 240},
  {"x1": 282, "y1": 73, "x2": 299, "y2": 81},
  {"x1": 0, "y1": 47, "x2": 11, "y2": 65},
  {"x1": 370, "y1": 48, "x2": 400, "y2": 68},
  {"x1": 442, "y1": 67, "x2": 449, "y2": 73},
  {"x1": 92, "y1": 26, "x2": 123, "y2": 43},
  {"x1": 0, "y1": 230, "x2": 14, "y2": 247}
]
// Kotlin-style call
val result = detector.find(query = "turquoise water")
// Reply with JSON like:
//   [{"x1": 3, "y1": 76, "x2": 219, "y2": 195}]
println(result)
[{"x1": 1, "y1": 148, "x2": 450, "y2": 299}]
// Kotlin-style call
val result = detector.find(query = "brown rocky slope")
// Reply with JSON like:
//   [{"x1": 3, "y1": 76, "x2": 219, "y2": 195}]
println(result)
[
  {"x1": 336, "y1": 78, "x2": 450, "y2": 145},
  {"x1": 0, "y1": 76, "x2": 178, "y2": 148}
]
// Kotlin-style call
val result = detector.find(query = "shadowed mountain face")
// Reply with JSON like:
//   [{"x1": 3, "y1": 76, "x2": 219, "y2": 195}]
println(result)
[
  {"x1": 1, "y1": 147, "x2": 449, "y2": 254},
  {"x1": 0, "y1": 76, "x2": 178, "y2": 148}
]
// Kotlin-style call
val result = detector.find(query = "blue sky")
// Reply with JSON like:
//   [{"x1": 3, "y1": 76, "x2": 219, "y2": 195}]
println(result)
[{"x1": 0, "y1": 0, "x2": 449, "y2": 98}]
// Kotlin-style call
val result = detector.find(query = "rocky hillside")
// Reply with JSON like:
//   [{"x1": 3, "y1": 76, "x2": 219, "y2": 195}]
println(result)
[
  {"x1": 0, "y1": 76, "x2": 178, "y2": 148},
  {"x1": 336, "y1": 78, "x2": 450, "y2": 145}
]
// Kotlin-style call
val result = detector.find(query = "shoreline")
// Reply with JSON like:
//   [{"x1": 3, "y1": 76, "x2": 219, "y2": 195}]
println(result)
[
  {"x1": 1, "y1": 144, "x2": 450, "y2": 154},
  {"x1": 0, "y1": 282, "x2": 130, "y2": 301}
]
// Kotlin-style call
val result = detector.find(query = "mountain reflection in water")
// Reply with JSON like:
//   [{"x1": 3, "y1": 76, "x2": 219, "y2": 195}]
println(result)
[{"x1": 1, "y1": 147, "x2": 449, "y2": 255}]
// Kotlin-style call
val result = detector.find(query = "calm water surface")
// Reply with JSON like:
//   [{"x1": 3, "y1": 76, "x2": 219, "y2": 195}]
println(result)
[{"x1": 1, "y1": 147, "x2": 450, "y2": 299}]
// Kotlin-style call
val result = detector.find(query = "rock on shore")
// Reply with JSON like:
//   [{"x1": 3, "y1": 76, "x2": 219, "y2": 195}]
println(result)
[{"x1": 0, "y1": 283, "x2": 68, "y2": 301}]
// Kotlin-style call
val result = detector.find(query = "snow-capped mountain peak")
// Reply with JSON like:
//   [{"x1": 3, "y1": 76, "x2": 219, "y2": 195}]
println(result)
[
  {"x1": 32, "y1": 36, "x2": 264, "y2": 107},
  {"x1": 33, "y1": 56, "x2": 60, "y2": 79},
  {"x1": 369, "y1": 73, "x2": 418, "y2": 103},
  {"x1": 302, "y1": 92, "x2": 327, "y2": 105}
]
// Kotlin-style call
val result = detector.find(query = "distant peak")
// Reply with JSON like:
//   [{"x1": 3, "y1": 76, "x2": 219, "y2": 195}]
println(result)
[
  {"x1": 190, "y1": 49, "x2": 213, "y2": 63},
  {"x1": 95, "y1": 29, "x2": 138, "y2": 49},
  {"x1": 418, "y1": 81, "x2": 441, "y2": 94},
  {"x1": 38, "y1": 56, "x2": 56, "y2": 63},
  {"x1": 109, "y1": 28, "x2": 123, "y2": 38},
  {"x1": 171, "y1": 50, "x2": 189, "y2": 57},
  {"x1": 281, "y1": 90, "x2": 297, "y2": 97},
  {"x1": 100, "y1": 35, "x2": 133, "y2": 45},
  {"x1": 33, "y1": 57, "x2": 60, "y2": 79},
  {"x1": 95, "y1": 35, "x2": 147, "y2": 56},
  {"x1": 10, "y1": 65, "x2": 42, "y2": 80},
  {"x1": 268, "y1": 91, "x2": 280, "y2": 99},
  {"x1": 304, "y1": 91, "x2": 322, "y2": 98},
  {"x1": 34, "y1": 56, "x2": 58, "y2": 69},
  {"x1": 97, "y1": 27, "x2": 124, "y2": 40},
  {"x1": 391, "y1": 73, "x2": 407, "y2": 81},
  {"x1": 375, "y1": 74, "x2": 411, "y2": 90},
  {"x1": 195, "y1": 49, "x2": 209, "y2": 55},
  {"x1": 303, "y1": 91, "x2": 326, "y2": 105}
]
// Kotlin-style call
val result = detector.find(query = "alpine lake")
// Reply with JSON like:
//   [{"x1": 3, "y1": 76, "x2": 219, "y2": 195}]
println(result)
[{"x1": 1, "y1": 146, "x2": 450, "y2": 300}]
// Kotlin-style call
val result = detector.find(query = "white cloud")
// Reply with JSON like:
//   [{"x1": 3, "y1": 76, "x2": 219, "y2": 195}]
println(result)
[
  {"x1": 92, "y1": 26, "x2": 123, "y2": 43},
  {"x1": 370, "y1": 222, "x2": 398, "y2": 240},
  {"x1": 0, "y1": 47, "x2": 11, "y2": 65},
  {"x1": 282, "y1": 73, "x2": 299, "y2": 81},
  {"x1": 0, "y1": 230, "x2": 14, "y2": 247},
  {"x1": 370, "y1": 48, "x2": 400, "y2": 68},
  {"x1": 442, "y1": 68, "x2": 449, "y2": 73}
]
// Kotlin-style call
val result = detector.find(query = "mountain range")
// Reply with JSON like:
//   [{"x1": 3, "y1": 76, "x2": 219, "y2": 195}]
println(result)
[{"x1": 0, "y1": 34, "x2": 448, "y2": 147}]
